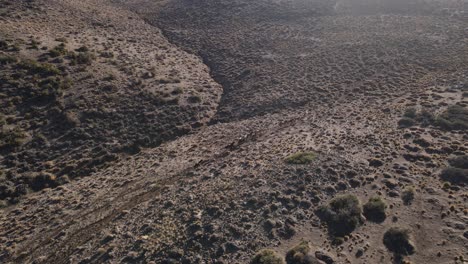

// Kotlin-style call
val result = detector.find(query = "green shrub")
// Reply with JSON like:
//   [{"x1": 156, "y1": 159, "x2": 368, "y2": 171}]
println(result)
[
  {"x1": 70, "y1": 51, "x2": 95, "y2": 65},
  {"x1": 403, "y1": 107, "x2": 417, "y2": 119},
  {"x1": 442, "y1": 181, "x2": 451, "y2": 190},
  {"x1": 187, "y1": 95, "x2": 201, "y2": 104},
  {"x1": 0, "y1": 55, "x2": 17, "y2": 65},
  {"x1": 418, "y1": 110, "x2": 435, "y2": 126},
  {"x1": 75, "y1": 46, "x2": 89, "y2": 52},
  {"x1": 38, "y1": 76, "x2": 71, "y2": 90},
  {"x1": 317, "y1": 194, "x2": 363, "y2": 236},
  {"x1": 37, "y1": 77, "x2": 70, "y2": 98},
  {"x1": 398, "y1": 106, "x2": 464, "y2": 129},
  {"x1": 0, "y1": 40, "x2": 8, "y2": 49},
  {"x1": 18, "y1": 59, "x2": 61, "y2": 76},
  {"x1": 103, "y1": 74, "x2": 116, "y2": 81},
  {"x1": 398, "y1": 117, "x2": 415, "y2": 128},
  {"x1": 39, "y1": 77, "x2": 61, "y2": 89},
  {"x1": 285, "y1": 241, "x2": 319, "y2": 264},
  {"x1": 29, "y1": 39, "x2": 40, "y2": 50},
  {"x1": 285, "y1": 152, "x2": 316, "y2": 165},
  {"x1": 434, "y1": 105, "x2": 467, "y2": 131},
  {"x1": 383, "y1": 227, "x2": 415, "y2": 255},
  {"x1": 55, "y1": 37, "x2": 67, "y2": 43},
  {"x1": 29, "y1": 172, "x2": 58, "y2": 191},
  {"x1": 401, "y1": 187, "x2": 415, "y2": 205},
  {"x1": 10, "y1": 44, "x2": 20, "y2": 52},
  {"x1": 100, "y1": 51, "x2": 114, "y2": 58},
  {"x1": 363, "y1": 196, "x2": 386, "y2": 222},
  {"x1": 448, "y1": 155, "x2": 468, "y2": 169},
  {"x1": 251, "y1": 249, "x2": 284, "y2": 264},
  {"x1": 0, "y1": 127, "x2": 26, "y2": 149},
  {"x1": 332, "y1": 237, "x2": 344, "y2": 245},
  {"x1": 440, "y1": 167, "x2": 467, "y2": 185},
  {"x1": 172, "y1": 87, "x2": 183, "y2": 95},
  {"x1": 49, "y1": 43, "x2": 68, "y2": 57}
]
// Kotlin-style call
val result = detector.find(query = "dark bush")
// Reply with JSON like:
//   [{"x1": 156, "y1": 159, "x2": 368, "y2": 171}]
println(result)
[
  {"x1": 399, "y1": 106, "x2": 466, "y2": 130},
  {"x1": 417, "y1": 110, "x2": 435, "y2": 126},
  {"x1": 317, "y1": 194, "x2": 363, "y2": 236},
  {"x1": 172, "y1": 87, "x2": 183, "y2": 95},
  {"x1": 251, "y1": 249, "x2": 284, "y2": 264},
  {"x1": 434, "y1": 105, "x2": 467, "y2": 131},
  {"x1": 285, "y1": 242, "x2": 319, "y2": 264},
  {"x1": 0, "y1": 127, "x2": 26, "y2": 149},
  {"x1": 0, "y1": 40, "x2": 8, "y2": 49},
  {"x1": 157, "y1": 77, "x2": 181, "y2": 84},
  {"x1": 363, "y1": 196, "x2": 386, "y2": 222},
  {"x1": 383, "y1": 227, "x2": 415, "y2": 255},
  {"x1": 75, "y1": 46, "x2": 89, "y2": 52},
  {"x1": 29, "y1": 172, "x2": 58, "y2": 191},
  {"x1": 0, "y1": 183, "x2": 14, "y2": 199},
  {"x1": 10, "y1": 44, "x2": 20, "y2": 52},
  {"x1": 55, "y1": 37, "x2": 67, "y2": 43},
  {"x1": 401, "y1": 187, "x2": 415, "y2": 205},
  {"x1": 70, "y1": 52, "x2": 96, "y2": 65},
  {"x1": 440, "y1": 167, "x2": 467, "y2": 185},
  {"x1": 0, "y1": 55, "x2": 17, "y2": 65},
  {"x1": 49, "y1": 43, "x2": 68, "y2": 57},
  {"x1": 187, "y1": 95, "x2": 201, "y2": 104},
  {"x1": 448, "y1": 155, "x2": 468, "y2": 169},
  {"x1": 18, "y1": 59, "x2": 61, "y2": 76},
  {"x1": 398, "y1": 117, "x2": 415, "y2": 128},
  {"x1": 403, "y1": 107, "x2": 417, "y2": 118},
  {"x1": 100, "y1": 51, "x2": 114, "y2": 58},
  {"x1": 38, "y1": 76, "x2": 71, "y2": 96}
]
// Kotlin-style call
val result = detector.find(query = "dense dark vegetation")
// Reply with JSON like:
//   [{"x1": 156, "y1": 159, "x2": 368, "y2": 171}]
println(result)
[
  {"x1": 285, "y1": 242, "x2": 319, "y2": 264},
  {"x1": 399, "y1": 105, "x2": 467, "y2": 131},
  {"x1": 363, "y1": 196, "x2": 387, "y2": 222},
  {"x1": 440, "y1": 155, "x2": 468, "y2": 185},
  {"x1": 251, "y1": 249, "x2": 284, "y2": 264},
  {"x1": 383, "y1": 227, "x2": 415, "y2": 256},
  {"x1": 0, "y1": 36, "x2": 210, "y2": 203},
  {"x1": 435, "y1": 105, "x2": 468, "y2": 131},
  {"x1": 401, "y1": 187, "x2": 415, "y2": 205},
  {"x1": 317, "y1": 194, "x2": 364, "y2": 237}
]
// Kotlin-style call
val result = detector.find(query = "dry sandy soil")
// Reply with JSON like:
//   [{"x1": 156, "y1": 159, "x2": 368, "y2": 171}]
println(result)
[{"x1": 0, "y1": 0, "x2": 467, "y2": 263}]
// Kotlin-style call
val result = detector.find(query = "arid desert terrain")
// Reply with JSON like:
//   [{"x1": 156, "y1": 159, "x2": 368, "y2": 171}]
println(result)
[{"x1": 0, "y1": 0, "x2": 467, "y2": 263}]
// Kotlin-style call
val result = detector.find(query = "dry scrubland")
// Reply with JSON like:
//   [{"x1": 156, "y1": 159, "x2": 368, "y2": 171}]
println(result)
[
  {"x1": 0, "y1": 0, "x2": 221, "y2": 201},
  {"x1": 0, "y1": 0, "x2": 467, "y2": 263}
]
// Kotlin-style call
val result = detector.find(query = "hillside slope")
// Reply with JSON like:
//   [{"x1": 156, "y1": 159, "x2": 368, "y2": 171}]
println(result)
[{"x1": 0, "y1": 0, "x2": 222, "y2": 202}]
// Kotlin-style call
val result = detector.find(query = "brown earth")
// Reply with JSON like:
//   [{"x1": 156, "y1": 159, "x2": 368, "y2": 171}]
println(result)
[{"x1": 0, "y1": 0, "x2": 467, "y2": 263}]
